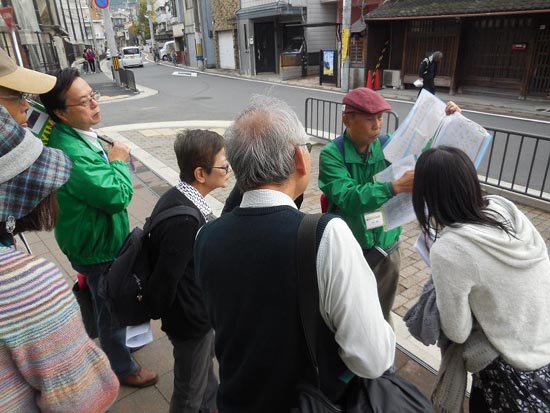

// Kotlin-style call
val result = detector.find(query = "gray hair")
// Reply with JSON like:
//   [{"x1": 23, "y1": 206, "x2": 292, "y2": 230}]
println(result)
[
  {"x1": 432, "y1": 51, "x2": 443, "y2": 60},
  {"x1": 226, "y1": 95, "x2": 308, "y2": 191}
]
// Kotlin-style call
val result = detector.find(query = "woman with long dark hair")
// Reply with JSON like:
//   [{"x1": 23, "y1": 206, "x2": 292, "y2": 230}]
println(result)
[{"x1": 412, "y1": 146, "x2": 550, "y2": 412}]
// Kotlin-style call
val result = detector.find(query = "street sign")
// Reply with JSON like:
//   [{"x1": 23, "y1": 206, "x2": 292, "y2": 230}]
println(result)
[
  {"x1": 94, "y1": 0, "x2": 109, "y2": 9},
  {"x1": 0, "y1": 7, "x2": 14, "y2": 31}
]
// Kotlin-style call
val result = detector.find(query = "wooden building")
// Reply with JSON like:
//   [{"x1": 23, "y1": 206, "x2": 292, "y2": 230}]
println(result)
[{"x1": 364, "y1": 0, "x2": 550, "y2": 98}]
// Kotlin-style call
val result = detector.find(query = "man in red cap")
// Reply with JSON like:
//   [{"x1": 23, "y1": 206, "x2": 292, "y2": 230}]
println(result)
[{"x1": 318, "y1": 87, "x2": 413, "y2": 324}]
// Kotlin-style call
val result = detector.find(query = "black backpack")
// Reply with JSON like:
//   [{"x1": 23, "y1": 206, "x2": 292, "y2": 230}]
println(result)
[{"x1": 99, "y1": 205, "x2": 202, "y2": 327}]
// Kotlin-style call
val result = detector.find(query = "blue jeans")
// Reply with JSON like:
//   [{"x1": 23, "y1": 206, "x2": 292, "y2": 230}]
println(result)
[{"x1": 73, "y1": 262, "x2": 138, "y2": 377}]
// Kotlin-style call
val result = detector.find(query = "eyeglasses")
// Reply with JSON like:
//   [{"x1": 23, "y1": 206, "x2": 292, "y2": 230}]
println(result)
[
  {"x1": 66, "y1": 91, "x2": 101, "y2": 107},
  {"x1": 295, "y1": 143, "x2": 313, "y2": 153},
  {"x1": 210, "y1": 164, "x2": 232, "y2": 175},
  {"x1": 0, "y1": 92, "x2": 33, "y2": 104}
]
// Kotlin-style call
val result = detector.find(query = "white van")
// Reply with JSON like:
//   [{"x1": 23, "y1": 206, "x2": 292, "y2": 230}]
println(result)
[
  {"x1": 160, "y1": 40, "x2": 175, "y2": 61},
  {"x1": 120, "y1": 46, "x2": 143, "y2": 68}
]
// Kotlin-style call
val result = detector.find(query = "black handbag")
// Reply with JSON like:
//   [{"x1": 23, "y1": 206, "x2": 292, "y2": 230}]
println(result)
[
  {"x1": 72, "y1": 281, "x2": 98, "y2": 339},
  {"x1": 295, "y1": 214, "x2": 433, "y2": 413}
]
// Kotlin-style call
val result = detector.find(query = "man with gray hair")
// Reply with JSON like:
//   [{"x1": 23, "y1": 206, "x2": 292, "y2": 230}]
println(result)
[
  {"x1": 419, "y1": 51, "x2": 443, "y2": 95},
  {"x1": 194, "y1": 96, "x2": 395, "y2": 413}
]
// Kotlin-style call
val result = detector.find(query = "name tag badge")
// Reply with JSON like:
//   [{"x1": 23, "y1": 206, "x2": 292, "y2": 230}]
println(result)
[{"x1": 364, "y1": 211, "x2": 384, "y2": 230}]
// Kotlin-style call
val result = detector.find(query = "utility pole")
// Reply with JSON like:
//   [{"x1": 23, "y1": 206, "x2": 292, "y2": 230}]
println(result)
[
  {"x1": 146, "y1": 3, "x2": 155, "y2": 50},
  {"x1": 102, "y1": 5, "x2": 118, "y2": 56},
  {"x1": 341, "y1": 0, "x2": 351, "y2": 92}
]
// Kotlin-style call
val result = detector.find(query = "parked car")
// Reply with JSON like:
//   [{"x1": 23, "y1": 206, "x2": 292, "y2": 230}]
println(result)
[
  {"x1": 120, "y1": 47, "x2": 143, "y2": 68},
  {"x1": 160, "y1": 40, "x2": 175, "y2": 61}
]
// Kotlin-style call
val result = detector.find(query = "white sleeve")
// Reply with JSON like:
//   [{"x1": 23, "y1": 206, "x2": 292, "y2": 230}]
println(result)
[{"x1": 316, "y1": 218, "x2": 396, "y2": 378}]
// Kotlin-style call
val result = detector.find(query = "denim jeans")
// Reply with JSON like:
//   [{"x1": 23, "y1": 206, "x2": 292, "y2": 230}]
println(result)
[
  {"x1": 73, "y1": 262, "x2": 137, "y2": 378},
  {"x1": 168, "y1": 330, "x2": 218, "y2": 413}
]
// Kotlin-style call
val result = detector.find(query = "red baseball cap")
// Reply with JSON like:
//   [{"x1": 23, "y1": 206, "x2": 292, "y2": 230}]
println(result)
[{"x1": 342, "y1": 87, "x2": 391, "y2": 115}]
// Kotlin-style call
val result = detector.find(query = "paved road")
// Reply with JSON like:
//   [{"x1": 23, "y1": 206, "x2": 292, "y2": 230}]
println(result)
[
  {"x1": 97, "y1": 62, "x2": 549, "y2": 136},
  {"x1": 95, "y1": 63, "x2": 549, "y2": 196}
]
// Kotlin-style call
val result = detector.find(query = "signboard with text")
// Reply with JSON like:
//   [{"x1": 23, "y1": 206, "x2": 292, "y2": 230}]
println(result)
[
  {"x1": 320, "y1": 49, "x2": 338, "y2": 85},
  {"x1": 0, "y1": 7, "x2": 14, "y2": 31}
]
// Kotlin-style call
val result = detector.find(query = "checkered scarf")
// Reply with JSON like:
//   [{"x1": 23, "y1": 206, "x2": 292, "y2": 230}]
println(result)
[{"x1": 175, "y1": 180, "x2": 214, "y2": 222}]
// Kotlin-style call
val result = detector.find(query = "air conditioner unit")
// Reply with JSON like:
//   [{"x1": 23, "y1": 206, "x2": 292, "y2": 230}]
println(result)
[{"x1": 383, "y1": 70, "x2": 401, "y2": 88}]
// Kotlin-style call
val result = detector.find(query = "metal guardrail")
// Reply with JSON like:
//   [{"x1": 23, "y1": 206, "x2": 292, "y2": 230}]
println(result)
[
  {"x1": 305, "y1": 97, "x2": 399, "y2": 141},
  {"x1": 118, "y1": 68, "x2": 138, "y2": 92},
  {"x1": 304, "y1": 97, "x2": 550, "y2": 203},
  {"x1": 479, "y1": 127, "x2": 550, "y2": 202}
]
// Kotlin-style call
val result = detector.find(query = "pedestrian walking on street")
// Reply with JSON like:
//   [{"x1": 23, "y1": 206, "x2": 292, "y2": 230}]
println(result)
[
  {"x1": 86, "y1": 48, "x2": 96, "y2": 73},
  {"x1": 147, "y1": 129, "x2": 227, "y2": 413},
  {"x1": 40, "y1": 68, "x2": 159, "y2": 388},
  {"x1": 412, "y1": 146, "x2": 550, "y2": 412},
  {"x1": 195, "y1": 96, "x2": 395, "y2": 413},
  {"x1": 82, "y1": 50, "x2": 89, "y2": 74},
  {"x1": 418, "y1": 51, "x2": 443, "y2": 95}
]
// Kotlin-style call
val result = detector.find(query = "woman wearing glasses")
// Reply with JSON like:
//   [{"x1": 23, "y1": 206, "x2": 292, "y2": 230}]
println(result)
[{"x1": 147, "y1": 129, "x2": 230, "y2": 413}]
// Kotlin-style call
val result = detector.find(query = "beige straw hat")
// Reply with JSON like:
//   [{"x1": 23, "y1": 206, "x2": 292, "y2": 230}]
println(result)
[{"x1": 0, "y1": 48, "x2": 56, "y2": 94}]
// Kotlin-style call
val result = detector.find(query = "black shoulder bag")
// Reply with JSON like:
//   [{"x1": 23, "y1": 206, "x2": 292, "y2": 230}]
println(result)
[{"x1": 294, "y1": 214, "x2": 433, "y2": 413}]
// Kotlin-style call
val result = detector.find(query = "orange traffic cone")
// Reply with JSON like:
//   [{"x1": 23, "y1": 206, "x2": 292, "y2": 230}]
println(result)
[
  {"x1": 366, "y1": 70, "x2": 373, "y2": 89},
  {"x1": 374, "y1": 69, "x2": 382, "y2": 90}
]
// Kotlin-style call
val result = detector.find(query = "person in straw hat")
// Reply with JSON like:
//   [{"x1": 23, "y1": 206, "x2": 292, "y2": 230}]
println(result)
[
  {"x1": 0, "y1": 106, "x2": 120, "y2": 412},
  {"x1": 0, "y1": 47, "x2": 56, "y2": 127}
]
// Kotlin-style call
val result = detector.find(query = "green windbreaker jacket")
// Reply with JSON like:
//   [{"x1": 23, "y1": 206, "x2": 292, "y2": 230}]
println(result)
[
  {"x1": 318, "y1": 131, "x2": 401, "y2": 250},
  {"x1": 48, "y1": 123, "x2": 133, "y2": 265}
]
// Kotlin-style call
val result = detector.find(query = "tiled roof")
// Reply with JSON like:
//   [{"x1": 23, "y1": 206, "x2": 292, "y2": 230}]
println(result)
[{"x1": 365, "y1": 0, "x2": 550, "y2": 20}]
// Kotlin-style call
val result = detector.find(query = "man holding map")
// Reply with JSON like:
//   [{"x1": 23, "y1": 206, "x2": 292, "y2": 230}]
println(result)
[{"x1": 319, "y1": 87, "x2": 459, "y2": 323}]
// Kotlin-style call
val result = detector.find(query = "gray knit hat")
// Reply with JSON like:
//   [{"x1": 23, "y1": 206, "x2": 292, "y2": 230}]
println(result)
[{"x1": 0, "y1": 105, "x2": 71, "y2": 222}]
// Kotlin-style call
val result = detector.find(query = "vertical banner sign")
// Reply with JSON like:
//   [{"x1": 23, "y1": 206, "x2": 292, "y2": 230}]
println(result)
[
  {"x1": 0, "y1": 7, "x2": 13, "y2": 31},
  {"x1": 94, "y1": 0, "x2": 109, "y2": 9},
  {"x1": 341, "y1": 28, "x2": 350, "y2": 63},
  {"x1": 320, "y1": 50, "x2": 338, "y2": 85}
]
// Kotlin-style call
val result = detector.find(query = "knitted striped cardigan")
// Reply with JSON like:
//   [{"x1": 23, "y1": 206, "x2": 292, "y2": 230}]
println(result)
[{"x1": 0, "y1": 246, "x2": 119, "y2": 413}]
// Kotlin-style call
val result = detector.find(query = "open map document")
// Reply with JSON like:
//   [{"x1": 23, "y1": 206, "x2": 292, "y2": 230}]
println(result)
[
  {"x1": 373, "y1": 155, "x2": 417, "y2": 231},
  {"x1": 383, "y1": 89, "x2": 446, "y2": 163},
  {"x1": 383, "y1": 90, "x2": 492, "y2": 167},
  {"x1": 427, "y1": 112, "x2": 492, "y2": 168}
]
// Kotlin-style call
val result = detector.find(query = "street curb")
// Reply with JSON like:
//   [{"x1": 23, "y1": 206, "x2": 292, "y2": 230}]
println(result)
[
  {"x1": 99, "y1": 120, "x2": 232, "y2": 133},
  {"x1": 98, "y1": 60, "x2": 159, "y2": 103}
]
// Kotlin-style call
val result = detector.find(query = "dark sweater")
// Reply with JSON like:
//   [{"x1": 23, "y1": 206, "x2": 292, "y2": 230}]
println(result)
[
  {"x1": 146, "y1": 187, "x2": 210, "y2": 340},
  {"x1": 195, "y1": 205, "x2": 349, "y2": 413}
]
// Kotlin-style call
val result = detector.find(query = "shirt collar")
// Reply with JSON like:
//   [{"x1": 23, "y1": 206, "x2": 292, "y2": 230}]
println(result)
[{"x1": 241, "y1": 189, "x2": 297, "y2": 209}]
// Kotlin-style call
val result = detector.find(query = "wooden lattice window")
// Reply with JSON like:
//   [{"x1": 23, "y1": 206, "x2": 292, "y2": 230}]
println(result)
[{"x1": 350, "y1": 35, "x2": 364, "y2": 65}]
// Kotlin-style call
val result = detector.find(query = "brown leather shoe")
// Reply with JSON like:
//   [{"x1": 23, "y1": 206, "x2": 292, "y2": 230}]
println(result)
[{"x1": 120, "y1": 367, "x2": 159, "y2": 388}]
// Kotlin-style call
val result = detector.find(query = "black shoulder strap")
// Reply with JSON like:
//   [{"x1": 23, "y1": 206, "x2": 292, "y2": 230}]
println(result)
[
  {"x1": 333, "y1": 136, "x2": 351, "y2": 174},
  {"x1": 296, "y1": 213, "x2": 330, "y2": 387},
  {"x1": 145, "y1": 205, "x2": 203, "y2": 234}
]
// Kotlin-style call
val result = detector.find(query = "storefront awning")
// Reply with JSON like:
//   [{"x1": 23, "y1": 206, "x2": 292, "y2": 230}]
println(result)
[{"x1": 236, "y1": 4, "x2": 305, "y2": 20}]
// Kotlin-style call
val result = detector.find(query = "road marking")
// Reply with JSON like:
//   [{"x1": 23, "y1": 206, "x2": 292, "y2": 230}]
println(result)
[{"x1": 172, "y1": 71, "x2": 197, "y2": 77}]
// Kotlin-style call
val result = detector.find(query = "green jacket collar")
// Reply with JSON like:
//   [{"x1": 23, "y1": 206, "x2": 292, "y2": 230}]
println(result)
[{"x1": 54, "y1": 123, "x2": 107, "y2": 160}]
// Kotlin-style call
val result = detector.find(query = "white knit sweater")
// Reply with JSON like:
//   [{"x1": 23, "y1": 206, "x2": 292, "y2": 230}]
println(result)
[{"x1": 431, "y1": 195, "x2": 550, "y2": 370}]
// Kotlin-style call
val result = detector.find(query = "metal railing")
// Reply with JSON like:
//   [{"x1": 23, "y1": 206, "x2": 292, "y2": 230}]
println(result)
[
  {"x1": 478, "y1": 127, "x2": 550, "y2": 202},
  {"x1": 304, "y1": 97, "x2": 399, "y2": 141},
  {"x1": 304, "y1": 97, "x2": 550, "y2": 203},
  {"x1": 118, "y1": 68, "x2": 138, "y2": 92}
]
